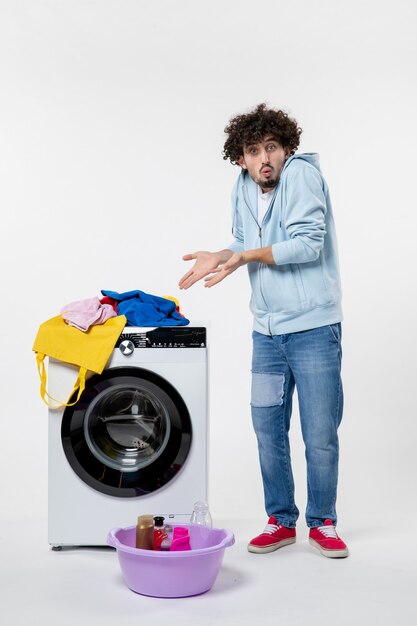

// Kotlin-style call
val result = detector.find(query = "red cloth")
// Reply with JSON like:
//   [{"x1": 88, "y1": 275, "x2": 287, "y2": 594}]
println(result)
[{"x1": 100, "y1": 296, "x2": 119, "y2": 313}]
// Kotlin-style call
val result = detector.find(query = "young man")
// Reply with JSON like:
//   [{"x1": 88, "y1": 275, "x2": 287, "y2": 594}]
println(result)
[{"x1": 179, "y1": 103, "x2": 348, "y2": 558}]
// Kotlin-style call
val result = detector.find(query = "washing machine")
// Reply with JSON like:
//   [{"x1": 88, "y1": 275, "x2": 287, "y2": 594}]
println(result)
[{"x1": 48, "y1": 326, "x2": 208, "y2": 547}]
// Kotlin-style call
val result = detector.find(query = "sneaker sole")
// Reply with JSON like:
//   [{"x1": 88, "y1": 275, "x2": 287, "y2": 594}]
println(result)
[
  {"x1": 309, "y1": 538, "x2": 349, "y2": 558},
  {"x1": 247, "y1": 537, "x2": 296, "y2": 554}
]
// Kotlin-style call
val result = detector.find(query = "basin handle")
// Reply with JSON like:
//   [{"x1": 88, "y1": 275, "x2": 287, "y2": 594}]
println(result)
[{"x1": 107, "y1": 529, "x2": 119, "y2": 549}]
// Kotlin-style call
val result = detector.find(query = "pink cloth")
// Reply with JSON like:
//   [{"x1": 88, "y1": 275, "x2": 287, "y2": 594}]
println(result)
[
  {"x1": 170, "y1": 527, "x2": 191, "y2": 551},
  {"x1": 61, "y1": 297, "x2": 117, "y2": 332}
]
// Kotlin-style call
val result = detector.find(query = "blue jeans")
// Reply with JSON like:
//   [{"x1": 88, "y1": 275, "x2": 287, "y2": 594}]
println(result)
[{"x1": 251, "y1": 324, "x2": 343, "y2": 528}]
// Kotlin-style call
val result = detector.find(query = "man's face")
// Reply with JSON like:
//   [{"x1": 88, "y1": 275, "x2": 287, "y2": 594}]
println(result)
[{"x1": 238, "y1": 136, "x2": 291, "y2": 191}]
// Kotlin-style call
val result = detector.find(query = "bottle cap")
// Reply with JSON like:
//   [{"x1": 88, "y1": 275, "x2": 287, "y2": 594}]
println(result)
[
  {"x1": 153, "y1": 516, "x2": 165, "y2": 527},
  {"x1": 137, "y1": 514, "x2": 154, "y2": 529},
  {"x1": 193, "y1": 500, "x2": 209, "y2": 510}
]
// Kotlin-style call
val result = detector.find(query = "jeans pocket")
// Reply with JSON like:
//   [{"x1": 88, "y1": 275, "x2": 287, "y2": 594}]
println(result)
[
  {"x1": 328, "y1": 323, "x2": 341, "y2": 342},
  {"x1": 251, "y1": 372, "x2": 285, "y2": 407}
]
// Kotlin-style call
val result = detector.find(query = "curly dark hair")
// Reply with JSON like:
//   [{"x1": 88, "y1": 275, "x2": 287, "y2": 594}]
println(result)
[{"x1": 223, "y1": 103, "x2": 302, "y2": 165}]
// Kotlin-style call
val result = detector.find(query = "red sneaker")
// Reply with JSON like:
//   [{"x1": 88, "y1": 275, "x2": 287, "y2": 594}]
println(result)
[
  {"x1": 309, "y1": 519, "x2": 349, "y2": 558},
  {"x1": 248, "y1": 516, "x2": 296, "y2": 554}
]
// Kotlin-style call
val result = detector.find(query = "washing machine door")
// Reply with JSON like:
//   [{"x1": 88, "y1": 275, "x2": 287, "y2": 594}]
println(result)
[{"x1": 61, "y1": 367, "x2": 192, "y2": 497}]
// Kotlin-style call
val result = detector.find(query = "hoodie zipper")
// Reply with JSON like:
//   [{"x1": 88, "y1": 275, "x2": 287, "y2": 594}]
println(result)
[
  {"x1": 242, "y1": 183, "x2": 280, "y2": 236},
  {"x1": 242, "y1": 183, "x2": 280, "y2": 311}
]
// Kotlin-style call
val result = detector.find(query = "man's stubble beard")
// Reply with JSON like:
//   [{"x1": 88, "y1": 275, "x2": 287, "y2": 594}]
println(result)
[{"x1": 260, "y1": 177, "x2": 278, "y2": 189}]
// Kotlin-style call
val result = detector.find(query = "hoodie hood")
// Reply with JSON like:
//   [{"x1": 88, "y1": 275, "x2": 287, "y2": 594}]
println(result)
[{"x1": 284, "y1": 152, "x2": 322, "y2": 173}]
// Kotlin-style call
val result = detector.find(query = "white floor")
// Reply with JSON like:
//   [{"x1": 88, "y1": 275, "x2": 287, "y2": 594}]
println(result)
[{"x1": 1, "y1": 515, "x2": 415, "y2": 626}]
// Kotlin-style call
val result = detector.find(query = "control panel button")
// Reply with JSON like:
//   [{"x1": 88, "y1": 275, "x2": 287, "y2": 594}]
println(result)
[{"x1": 119, "y1": 340, "x2": 135, "y2": 356}]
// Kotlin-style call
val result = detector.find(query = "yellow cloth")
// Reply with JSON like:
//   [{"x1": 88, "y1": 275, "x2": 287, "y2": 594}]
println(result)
[{"x1": 33, "y1": 314, "x2": 126, "y2": 408}]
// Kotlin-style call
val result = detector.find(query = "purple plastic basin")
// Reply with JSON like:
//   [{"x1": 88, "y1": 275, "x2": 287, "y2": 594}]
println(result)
[{"x1": 107, "y1": 523, "x2": 235, "y2": 598}]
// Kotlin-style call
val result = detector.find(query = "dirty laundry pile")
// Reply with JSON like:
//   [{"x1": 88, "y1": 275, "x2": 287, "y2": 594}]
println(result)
[
  {"x1": 33, "y1": 289, "x2": 189, "y2": 408},
  {"x1": 101, "y1": 289, "x2": 189, "y2": 327}
]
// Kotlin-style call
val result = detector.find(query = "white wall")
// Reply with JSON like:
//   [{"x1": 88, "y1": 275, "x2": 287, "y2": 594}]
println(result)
[{"x1": 1, "y1": 0, "x2": 416, "y2": 525}]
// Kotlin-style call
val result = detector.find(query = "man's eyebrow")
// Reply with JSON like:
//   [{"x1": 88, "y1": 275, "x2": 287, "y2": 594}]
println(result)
[{"x1": 245, "y1": 136, "x2": 277, "y2": 148}]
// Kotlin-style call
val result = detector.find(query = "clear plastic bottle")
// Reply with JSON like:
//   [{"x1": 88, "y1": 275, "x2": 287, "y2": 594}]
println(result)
[{"x1": 190, "y1": 501, "x2": 213, "y2": 527}]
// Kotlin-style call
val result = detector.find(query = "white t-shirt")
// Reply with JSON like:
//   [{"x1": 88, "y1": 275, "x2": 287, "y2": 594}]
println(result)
[{"x1": 258, "y1": 187, "x2": 273, "y2": 225}]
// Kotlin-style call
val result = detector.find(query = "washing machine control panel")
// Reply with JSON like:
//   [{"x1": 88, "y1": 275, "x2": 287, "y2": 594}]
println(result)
[{"x1": 116, "y1": 327, "x2": 206, "y2": 349}]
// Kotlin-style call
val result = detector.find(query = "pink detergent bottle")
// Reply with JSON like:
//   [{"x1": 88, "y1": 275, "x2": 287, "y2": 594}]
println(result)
[{"x1": 170, "y1": 526, "x2": 191, "y2": 551}]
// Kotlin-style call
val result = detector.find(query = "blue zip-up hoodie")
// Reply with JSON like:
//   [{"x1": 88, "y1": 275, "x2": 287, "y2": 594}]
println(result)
[{"x1": 228, "y1": 153, "x2": 342, "y2": 335}]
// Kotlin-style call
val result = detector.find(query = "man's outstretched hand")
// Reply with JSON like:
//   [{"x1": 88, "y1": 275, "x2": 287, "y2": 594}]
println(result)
[
  {"x1": 179, "y1": 246, "x2": 274, "y2": 289},
  {"x1": 178, "y1": 249, "x2": 237, "y2": 289},
  {"x1": 179, "y1": 250, "x2": 246, "y2": 289},
  {"x1": 203, "y1": 252, "x2": 246, "y2": 287},
  {"x1": 179, "y1": 251, "x2": 225, "y2": 289}
]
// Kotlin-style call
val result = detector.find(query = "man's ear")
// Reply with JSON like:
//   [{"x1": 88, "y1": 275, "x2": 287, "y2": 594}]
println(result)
[{"x1": 238, "y1": 156, "x2": 247, "y2": 169}]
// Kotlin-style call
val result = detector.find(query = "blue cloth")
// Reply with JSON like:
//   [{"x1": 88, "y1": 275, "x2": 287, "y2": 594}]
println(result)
[
  {"x1": 229, "y1": 153, "x2": 343, "y2": 335},
  {"x1": 251, "y1": 324, "x2": 343, "y2": 527},
  {"x1": 101, "y1": 290, "x2": 189, "y2": 327}
]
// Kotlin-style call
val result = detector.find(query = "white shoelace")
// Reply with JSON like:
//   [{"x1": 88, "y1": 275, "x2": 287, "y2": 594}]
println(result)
[
  {"x1": 263, "y1": 523, "x2": 282, "y2": 535},
  {"x1": 317, "y1": 524, "x2": 338, "y2": 538}
]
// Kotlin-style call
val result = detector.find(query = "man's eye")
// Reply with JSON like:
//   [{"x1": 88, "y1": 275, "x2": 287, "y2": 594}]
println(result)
[
  {"x1": 266, "y1": 144, "x2": 277, "y2": 151},
  {"x1": 249, "y1": 148, "x2": 258, "y2": 155}
]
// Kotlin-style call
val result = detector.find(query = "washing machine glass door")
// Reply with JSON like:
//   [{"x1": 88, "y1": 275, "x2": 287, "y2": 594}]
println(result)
[{"x1": 61, "y1": 367, "x2": 192, "y2": 497}]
